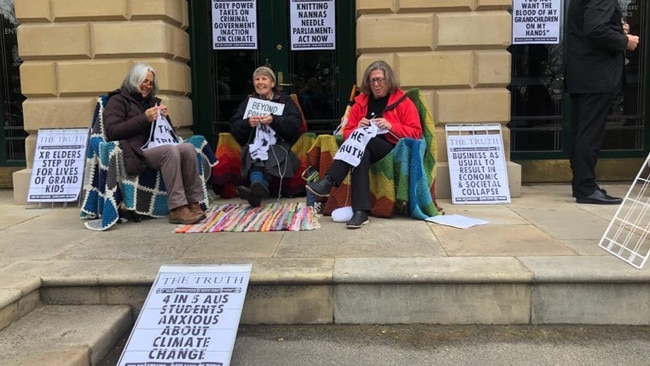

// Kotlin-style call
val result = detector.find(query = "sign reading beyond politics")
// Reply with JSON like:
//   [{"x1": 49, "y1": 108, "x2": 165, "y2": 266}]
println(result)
[
  {"x1": 512, "y1": 0, "x2": 561, "y2": 45},
  {"x1": 27, "y1": 128, "x2": 89, "y2": 203},
  {"x1": 290, "y1": 0, "x2": 336, "y2": 50},
  {"x1": 446, "y1": 124, "x2": 511, "y2": 205},
  {"x1": 243, "y1": 98, "x2": 285, "y2": 119},
  {"x1": 212, "y1": 0, "x2": 257, "y2": 49},
  {"x1": 118, "y1": 264, "x2": 252, "y2": 366}
]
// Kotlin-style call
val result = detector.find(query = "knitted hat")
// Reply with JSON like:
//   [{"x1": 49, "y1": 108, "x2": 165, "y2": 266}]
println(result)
[{"x1": 253, "y1": 66, "x2": 276, "y2": 83}]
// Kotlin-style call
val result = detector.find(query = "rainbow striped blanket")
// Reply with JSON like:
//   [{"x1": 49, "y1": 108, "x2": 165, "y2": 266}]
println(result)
[
  {"x1": 211, "y1": 132, "x2": 316, "y2": 198},
  {"x1": 174, "y1": 202, "x2": 319, "y2": 232},
  {"x1": 307, "y1": 88, "x2": 440, "y2": 219}
]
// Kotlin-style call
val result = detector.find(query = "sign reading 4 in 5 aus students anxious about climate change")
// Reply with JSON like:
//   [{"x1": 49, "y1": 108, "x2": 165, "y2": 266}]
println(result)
[{"x1": 118, "y1": 264, "x2": 252, "y2": 366}]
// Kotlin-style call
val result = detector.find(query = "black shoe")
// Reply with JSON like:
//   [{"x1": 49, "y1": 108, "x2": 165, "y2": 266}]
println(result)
[
  {"x1": 346, "y1": 211, "x2": 369, "y2": 229},
  {"x1": 576, "y1": 189, "x2": 622, "y2": 205},
  {"x1": 306, "y1": 175, "x2": 334, "y2": 197},
  {"x1": 236, "y1": 185, "x2": 261, "y2": 207},
  {"x1": 250, "y1": 180, "x2": 270, "y2": 198}
]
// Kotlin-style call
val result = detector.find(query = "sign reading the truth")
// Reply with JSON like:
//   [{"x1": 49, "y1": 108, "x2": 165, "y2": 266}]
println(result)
[
  {"x1": 446, "y1": 124, "x2": 511, "y2": 204},
  {"x1": 118, "y1": 264, "x2": 252, "y2": 366},
  {"x1": 27, "y1": 128, "x2": 89, "y2": 203}
]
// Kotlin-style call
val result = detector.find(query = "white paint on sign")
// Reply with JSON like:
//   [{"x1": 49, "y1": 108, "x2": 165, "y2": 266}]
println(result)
[
  {"x1": 212, "y1": 0, "x2": 257, "y2": 50},
  {"x1": 512, "y1": 0, "x2": 561, "y2": 45},
  {"x1": 27, "y1": 128, "x2": 89, "y2": 203},
  {"x1": 446, "y1": 124, "x2": 511, "y2": 205},
  {"x1": 118, "y1": 264, "x2": 253, "y2": 366},
  {"x1": 290, "y1": 0, "x2": 336, "y2": 50}
]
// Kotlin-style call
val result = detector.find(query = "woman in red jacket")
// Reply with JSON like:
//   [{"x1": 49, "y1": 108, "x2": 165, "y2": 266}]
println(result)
[{"x1": 307, "y1": 60, "x2": 421, "y2": 228}]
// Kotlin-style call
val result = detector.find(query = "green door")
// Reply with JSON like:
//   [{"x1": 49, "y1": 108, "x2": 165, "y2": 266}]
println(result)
[
  {"x1": 188, "y1": 0, "x2": 356, "y2": 144},
  {"x1": 509, "y1": 0, "x2": 649, "y2": 181}
]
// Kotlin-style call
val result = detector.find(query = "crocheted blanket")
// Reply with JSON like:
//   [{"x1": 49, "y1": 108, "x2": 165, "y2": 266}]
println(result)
[
  {"x1": 80, "y1": 96, "x2": 217, "y2": 231},
  {"x1": 306, "y1": 88, "x2": 440, "y2": 219},
  {"x1": 211, "y1": 132, "x2": 316, "y2": 199}
]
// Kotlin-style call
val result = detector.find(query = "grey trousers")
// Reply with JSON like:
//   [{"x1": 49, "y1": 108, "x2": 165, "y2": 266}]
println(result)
[{"x1": 142, "y1": 143, "x2": 203, "y2": 210}]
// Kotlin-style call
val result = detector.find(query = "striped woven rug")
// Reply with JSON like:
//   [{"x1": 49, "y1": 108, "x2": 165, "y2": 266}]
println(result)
[{"x1": 174, "y1": 202, "x2": 320, "y2": 233}]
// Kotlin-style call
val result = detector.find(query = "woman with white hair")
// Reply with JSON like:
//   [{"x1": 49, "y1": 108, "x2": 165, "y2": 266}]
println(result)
[{"x1": 103, "y1": 63, "x2": 205, "y2": 225}]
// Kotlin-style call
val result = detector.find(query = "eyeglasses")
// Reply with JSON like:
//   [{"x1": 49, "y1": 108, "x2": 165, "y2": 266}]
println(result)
[{"x1": 369, "y1": 77, "x2": 386, "y2": 85}]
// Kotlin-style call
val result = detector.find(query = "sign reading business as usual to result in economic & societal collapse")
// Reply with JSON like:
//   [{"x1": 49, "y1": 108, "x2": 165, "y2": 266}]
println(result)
[
  {"x1": 290, "y1": 0, "x2": 336, "y2": 50},
  {"x1": 446, "y1": 124, "x2": 511, "y2": 205},
  {"x1": 212, "y1": 0, "x2": 257, "y2": 49},
  {"x1": 27, "y1": 128, "x2": 89, "y2": 203},
  {"x1": 512, "y1": 0, "x2": 561, "y2": 45},
  {"x1": 118, "y1": 264, "x2": 252, "y2": 366}
]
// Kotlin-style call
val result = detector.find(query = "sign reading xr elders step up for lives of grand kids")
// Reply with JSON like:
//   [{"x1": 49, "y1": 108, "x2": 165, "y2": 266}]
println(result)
[
  {"x1": 512, "y1": 0, "x2": 560, "y2": 45},
  {"x1": 118, "y1": 264, "x2": 252, "y2": 366},
  {"x1": 446, "y1": 124, "x2": 511, "y2": 205},
  {"x1": 27, "y1": 128, "x2": 89, "y2": 203}
]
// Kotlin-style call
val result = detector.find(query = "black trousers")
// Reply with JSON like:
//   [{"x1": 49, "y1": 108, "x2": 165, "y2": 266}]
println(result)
[
  {"x1": 326, "y1": 136, "x2": 395, "y2": 211},
  {"x1": 569, "y1": 92, "x2": 615, "y2": 197}
]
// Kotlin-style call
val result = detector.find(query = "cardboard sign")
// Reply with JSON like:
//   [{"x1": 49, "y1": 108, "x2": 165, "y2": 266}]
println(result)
[
  {"x1": 512, "y1": 0, "x2": 561, "y2": 45},
  {"x1": 290, "y1": 0, "x2": 336, "y2": 50},
  {"x1": 27, "y1": 128, "x2": 89, "y2": 203},
  {"x1": 446, "y1": 124, "x2": 511, "y2": 204},
  {"x1": 118, "y1": 264, "x2": 252, "y2": 366},
  {"x1": 243, "y1": 98, "x2": 285, "y2": 119},
  {"x1": 212, "y1": 0, "x2": 257, "y2": 49}
]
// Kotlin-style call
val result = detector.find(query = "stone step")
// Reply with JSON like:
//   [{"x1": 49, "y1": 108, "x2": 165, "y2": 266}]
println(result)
[{"x1": 0, "y1": 304, "x2": 132, "y2": 366}]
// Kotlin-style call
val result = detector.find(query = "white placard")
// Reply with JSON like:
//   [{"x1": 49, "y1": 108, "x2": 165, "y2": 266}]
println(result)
[
  {"x1": 212, "y1": 0, "x2": 257, "y2": 50},
  {"x1": 27, "y1": 128, "x2": 89, "y2": 203},
  {"x1": 446, "y1": 124, "x2": 511, "y2": 205},
  {"x1": 290, "y1": 0, "x2": 336, "y2": 50},
  {"x1": 243, "y1": 98, "x2": 285, "y2": 119},
  {"x1": 512, "y1": 0, "x2": 561, "y2": 45},
  {"x1": 118, "y1": 264, "x2": 252, "y2": 366}
]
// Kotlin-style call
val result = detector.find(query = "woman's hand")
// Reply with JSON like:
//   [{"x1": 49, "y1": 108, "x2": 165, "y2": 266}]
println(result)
[
  {"x1": 248, "y1": 115, "x2": 273, "y2": 127},
  {"x1": 359, "y1": 117, "x2": 391, "y2": 130},
  {"x1": 145, "y1": 106, "x2": 158, "y2": 122}
]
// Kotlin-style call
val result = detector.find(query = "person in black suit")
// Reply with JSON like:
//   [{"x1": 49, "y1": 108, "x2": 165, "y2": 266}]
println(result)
[{"x1": 565, "y1": 0, "x2": 639, "y2": 204}]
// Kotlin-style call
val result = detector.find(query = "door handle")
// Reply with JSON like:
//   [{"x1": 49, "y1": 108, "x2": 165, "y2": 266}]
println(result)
[{"x1": 277, "y1": 71, "x2": 292, "y2": 87}]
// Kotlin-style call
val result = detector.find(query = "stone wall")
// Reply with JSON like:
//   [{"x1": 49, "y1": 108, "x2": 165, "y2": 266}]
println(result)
[
  {"x1": 11, "y1": 0, "x2": 520, "y2": 202},
  {"x1": 12, "y1": 0, "x2": 193, "y2": 203},
  {"x1": 355, "y1": 0, "x2": 520, "y2": 197}
]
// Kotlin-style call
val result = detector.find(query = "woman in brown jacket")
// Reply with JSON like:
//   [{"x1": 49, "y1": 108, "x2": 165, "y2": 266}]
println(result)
[{"x1": 103, "y1": 63, "x2": 205, "y2": 224}]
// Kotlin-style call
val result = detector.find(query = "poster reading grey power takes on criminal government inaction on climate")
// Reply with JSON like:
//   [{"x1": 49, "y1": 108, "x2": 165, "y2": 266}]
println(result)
[{"x1": 118, "y1": 264, "x2": 252, "y2": 366}]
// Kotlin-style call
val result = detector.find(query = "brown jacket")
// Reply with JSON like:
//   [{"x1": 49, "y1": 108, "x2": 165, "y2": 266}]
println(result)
[{"x1": 103, "y1": 88, "x2": 170, "y2": 175}]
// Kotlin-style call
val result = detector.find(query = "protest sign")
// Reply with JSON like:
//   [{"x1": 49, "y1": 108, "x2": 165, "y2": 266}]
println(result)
[
  {"x1": 118, "y1": 264, "x2": 252, "y2": 366},
  {"x1": 27, "y1": 128, "x2": 89, "y2": 203},
  {"x1": 512, "y1": 0, "x2": 561, "y2": 45},
  {"x1": 290, "y1": 0, "x2": 336, "y2": 50},
  {"x1": 446, "y1": 124, "x2": 511, "y2": 205},
  {"x1": 212, "y1": 0, "x2": 257, "y2": 49},
  {"x1": 243, "y1": 98, "x2": 285, "y2": 119}
]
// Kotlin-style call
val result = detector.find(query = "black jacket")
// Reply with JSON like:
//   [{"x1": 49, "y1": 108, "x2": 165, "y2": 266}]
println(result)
[
  {"x1": 230, "y1": 92, "x2": 303, "y2": 146},
  {"x1": 565, "y1": 0, "x2": 629, "y2": 94}
]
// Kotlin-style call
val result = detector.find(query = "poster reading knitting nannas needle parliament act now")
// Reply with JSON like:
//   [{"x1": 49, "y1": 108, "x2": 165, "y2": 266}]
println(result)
[{"x1": 118, "y1": 264, "x2": 252, "y2": 366}]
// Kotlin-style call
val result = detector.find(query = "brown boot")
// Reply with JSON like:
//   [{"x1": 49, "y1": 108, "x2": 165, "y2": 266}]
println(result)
[
  {"x1": 188, "y1": 202, "x2": 207, "y2": 220},
  {"x1": 169, "y1": 205, "x2": 203, "y2": 224}
]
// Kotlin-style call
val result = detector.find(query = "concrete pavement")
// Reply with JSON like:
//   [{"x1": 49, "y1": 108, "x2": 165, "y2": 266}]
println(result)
[{"x1": 2, "y1": 183, "x2": 650, "y2": 327}]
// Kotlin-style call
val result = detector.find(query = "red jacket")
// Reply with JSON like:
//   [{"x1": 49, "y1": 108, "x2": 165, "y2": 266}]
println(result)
[{"x1": 343, "y1": 88, "x2": 422, "y2": 144}]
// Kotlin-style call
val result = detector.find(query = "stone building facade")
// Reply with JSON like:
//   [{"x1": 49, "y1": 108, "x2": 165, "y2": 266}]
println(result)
[{"x1": 12, "y1": 0, "x2": 520, "y2": 203}]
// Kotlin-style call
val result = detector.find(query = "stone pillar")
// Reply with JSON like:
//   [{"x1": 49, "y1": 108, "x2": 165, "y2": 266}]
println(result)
[
  {"x1": 12, "y1": 0, "x2": 192, "y2": 204},
  {"x1": 355, "y1": 0, "x2": 521, "y2": 198}
]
